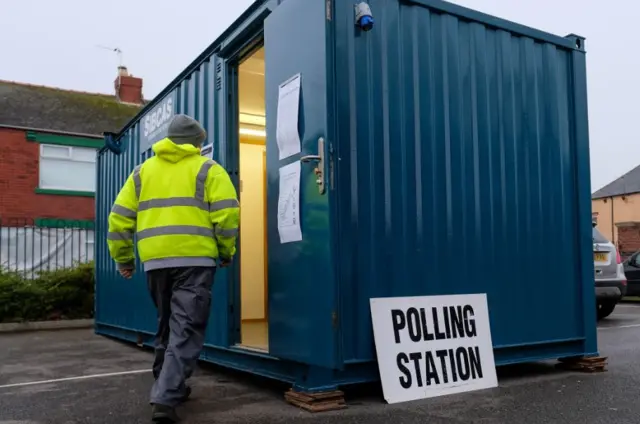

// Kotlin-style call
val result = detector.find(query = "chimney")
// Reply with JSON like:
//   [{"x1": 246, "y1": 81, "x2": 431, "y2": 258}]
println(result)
[{"x1": 114, "y1": 66, "x2": 143, "y2": 105}]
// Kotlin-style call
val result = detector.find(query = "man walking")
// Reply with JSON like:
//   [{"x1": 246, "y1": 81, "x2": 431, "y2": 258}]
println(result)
[{"x1": 106, "y1": 114, "x2": 240, "y2": 423}]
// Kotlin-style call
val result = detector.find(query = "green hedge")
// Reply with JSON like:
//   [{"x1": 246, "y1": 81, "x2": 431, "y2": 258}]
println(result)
[{"x1": 0, "y1": 262, "x2": 94, "y2": 323}]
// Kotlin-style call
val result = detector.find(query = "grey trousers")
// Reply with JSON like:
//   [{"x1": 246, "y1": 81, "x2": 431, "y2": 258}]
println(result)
[{"x1": 147, "y1": 266, "x2": 216, "y2": 407}]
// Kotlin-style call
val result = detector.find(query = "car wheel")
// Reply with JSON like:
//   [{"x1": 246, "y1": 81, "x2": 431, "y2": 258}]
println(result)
[{"x1": 597, "y1": 301, "x2": 617, "y2": 320}]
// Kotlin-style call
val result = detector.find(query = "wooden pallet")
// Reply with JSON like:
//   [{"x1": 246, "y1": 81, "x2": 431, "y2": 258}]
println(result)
[
  {"x1": 556, "y1": 356, "x2": 608, "y2": 373},
  {"x1": 285, "y1": 389, "x2": 347, "y2": 412}
]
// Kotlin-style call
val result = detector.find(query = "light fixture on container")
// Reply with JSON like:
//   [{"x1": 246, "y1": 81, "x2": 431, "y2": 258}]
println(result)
[{"x1": 239, "y1": 127, "x2": 266, "y2": 137}]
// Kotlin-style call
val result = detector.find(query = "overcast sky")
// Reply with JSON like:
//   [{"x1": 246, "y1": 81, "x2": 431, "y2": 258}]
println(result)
[{"x1": 1, "y1": 0, "x2": 635, "y2": 192}]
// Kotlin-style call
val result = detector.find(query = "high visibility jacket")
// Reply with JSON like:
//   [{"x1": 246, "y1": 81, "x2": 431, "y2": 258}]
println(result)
[{"x1": 107, "y1": 138, "x2": 239, "y2": 271}]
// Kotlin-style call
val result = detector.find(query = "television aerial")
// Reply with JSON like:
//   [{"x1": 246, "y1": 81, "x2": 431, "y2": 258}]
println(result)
[{"x1": 96, "y1": 45, "x2": 124, "y2": 68}]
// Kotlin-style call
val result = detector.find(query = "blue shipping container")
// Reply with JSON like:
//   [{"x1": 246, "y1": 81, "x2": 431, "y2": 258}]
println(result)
[{"x1": 96, "y1": 0, "x2": 596, "y2": 392}]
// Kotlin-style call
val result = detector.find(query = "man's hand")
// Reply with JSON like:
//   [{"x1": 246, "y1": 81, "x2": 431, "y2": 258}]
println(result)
[
  {"x1": 119, "y1": 267, "x2": 135, "y2": 279},
  {"x1": 219, "y1": 258, "x2": 233, "y2": 268}
]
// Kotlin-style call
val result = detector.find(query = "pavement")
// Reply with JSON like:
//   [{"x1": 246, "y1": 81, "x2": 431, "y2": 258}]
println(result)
[{"x1": 2, "y1": 305, "x2": 640, "y2": 424}]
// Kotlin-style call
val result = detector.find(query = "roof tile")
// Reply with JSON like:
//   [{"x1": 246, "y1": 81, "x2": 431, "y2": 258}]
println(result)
[
  {"x1": 592, "y1": 164, "x2": 640, "y2": 199},
  {"x1": 0, "y1": 80, "x2": 142, "y2": 136}
]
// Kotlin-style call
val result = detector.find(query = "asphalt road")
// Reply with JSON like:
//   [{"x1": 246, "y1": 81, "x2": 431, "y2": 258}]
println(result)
[{"x1": 2, "y1": 305, "x2": 640, "y2": 423}]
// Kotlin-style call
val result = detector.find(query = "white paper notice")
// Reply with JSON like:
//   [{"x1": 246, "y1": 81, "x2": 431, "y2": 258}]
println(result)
[
  {"x1": 276, "y1": 74, "x2": 302, "y2": 160},
  {"x1": 200, "y1": 144, "x2": 213, "y2": 159},
  {"x1": 277, "y1": 161, "x2": 302, "y2": 243}
]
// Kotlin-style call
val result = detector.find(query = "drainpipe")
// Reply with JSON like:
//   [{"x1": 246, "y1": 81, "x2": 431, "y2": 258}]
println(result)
[{"x1": 611, "y1": 196, "x2": 615, "y2": 245}]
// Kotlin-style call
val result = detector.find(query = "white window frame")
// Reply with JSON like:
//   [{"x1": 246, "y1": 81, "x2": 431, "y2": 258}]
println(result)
[
  {"x1": 38, "y1": 144, "x2": 97, "y2": 192},
  {"x1": 84, "y1": 230, "x2": 95, "y2": 263}
]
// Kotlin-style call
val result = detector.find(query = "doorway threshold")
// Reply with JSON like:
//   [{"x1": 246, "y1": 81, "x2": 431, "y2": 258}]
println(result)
[{"x1": 233, "y1": 343, "x2": 269, "y2": 354}]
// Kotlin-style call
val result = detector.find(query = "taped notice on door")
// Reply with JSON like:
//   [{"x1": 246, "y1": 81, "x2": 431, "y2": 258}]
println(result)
[
  {"x1": 277, "y1": 161, "x2": 302, "y2": 243},
  {"x1": 276, "y1": 73, "x2": 302, "y2": 160}
]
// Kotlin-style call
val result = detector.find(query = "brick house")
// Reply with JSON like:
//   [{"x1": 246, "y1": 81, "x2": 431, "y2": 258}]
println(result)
[
  {"x1": 592, "y1": 165, "x2": 640, "y2": 257},
  {"x1": 0, "y1": 67, "x2": 144, "y2": 227}
]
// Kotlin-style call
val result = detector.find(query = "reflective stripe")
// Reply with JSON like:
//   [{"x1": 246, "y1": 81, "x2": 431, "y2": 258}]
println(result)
[
  {"x1": 132, "y1": 159, "x2": 225, "y2": 213},
  {"x1": 209, "y1": 198, "x2": 239, "y2": 213},
  {"x1": 111, "y1": 204, "x2": 137, "y2": 219},
  {"x1": 139, "y1": 197, "x2": 208, "y2": 212},
  {"x1": 143, "y1": 256, "x2": 216, "y2": 271},
  {"x1": 215, "y1": 227, "x2": 239, "y2": 238},
  {"x1": 108, "y1": 231, "x2": 133, "y2": 241},
  {"x1": 195, "y1": 160, "x2": 217, "y2": 201},
  {"x1": 137, "y1": 225, "x2": 214, "y2": 241},
  {"x1": 133, "y1": 165, "x2": 142, "y2": 199}
]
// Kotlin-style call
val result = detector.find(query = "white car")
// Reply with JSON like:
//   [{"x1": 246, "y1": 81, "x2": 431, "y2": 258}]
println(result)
[{"x1": 593, "y1": 225, "x2": 627, "y2": 320}]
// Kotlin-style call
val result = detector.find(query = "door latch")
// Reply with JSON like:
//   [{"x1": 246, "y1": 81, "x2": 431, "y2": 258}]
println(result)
[{"x1": 300, "y1": 137, "x2": 325, "y2": 194}]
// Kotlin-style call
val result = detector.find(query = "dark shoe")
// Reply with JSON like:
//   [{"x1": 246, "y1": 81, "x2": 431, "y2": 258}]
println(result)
[
  {"x1": 180, "y1": 386, "x2": 192, "y2": 403},
  {"x1": 151, "y1": 404, "x2": 179, "y2": 423}
]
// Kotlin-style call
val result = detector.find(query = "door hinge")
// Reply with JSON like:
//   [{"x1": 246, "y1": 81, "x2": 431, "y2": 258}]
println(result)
[{"x1": 332, "y1": 311, "x2": 338, "y2": 329}]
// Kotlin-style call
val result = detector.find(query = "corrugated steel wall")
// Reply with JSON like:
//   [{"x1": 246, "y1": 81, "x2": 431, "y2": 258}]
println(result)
[
  {"x1": 332, "y1": 0, "x2": 591, "y2": 363},
  {"x1": 95, "y1": 56, "x2": 235, "y2": 346}
]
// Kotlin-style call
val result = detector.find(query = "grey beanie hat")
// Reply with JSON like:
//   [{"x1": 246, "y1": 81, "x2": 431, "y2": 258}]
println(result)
[{"x1": 167, "y1": 114, "x2": 207, "y2": 147}]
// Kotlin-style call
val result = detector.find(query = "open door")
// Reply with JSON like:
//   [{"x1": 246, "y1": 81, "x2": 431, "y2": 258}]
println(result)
[
  {"x1": 236, "y1": 46, "x2": 269, "y2": 352},
  {"x1": 264, "y1": 0, "x2": 338, "y2": 369}
]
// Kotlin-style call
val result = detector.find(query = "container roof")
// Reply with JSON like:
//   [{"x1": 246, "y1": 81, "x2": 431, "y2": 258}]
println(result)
[
  {"x1": 108, "y1": 0, "x2": 584, "y2": 144},
  {"x1": 593, "y1": 164, "x2": 640, "y2": 199},
  {"x1": 0, "y1": 80, "x2": 143, "y2": 136}
]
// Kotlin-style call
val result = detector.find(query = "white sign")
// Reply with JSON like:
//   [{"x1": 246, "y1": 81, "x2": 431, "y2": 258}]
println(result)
[
  {"x1": 370, "y1": 294, "x2": 497, "y2": 404},
  {"x1": 200, "y1": 144, "x2": 213, "y2": 159},
  {"x1": 277, "y1": 161, "x2": 302, "y2": 243},
  {"x1": 276, "y1": 74, "x2": 302, "y2": 160},
  {"x1": 140, "y1": 94, "x2": 176, "y2": 152}
]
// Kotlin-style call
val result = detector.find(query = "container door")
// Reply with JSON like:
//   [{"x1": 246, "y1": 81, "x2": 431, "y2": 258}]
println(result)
[{"x1": 264, "y1": 0, "x2": 338, "y2": 369}]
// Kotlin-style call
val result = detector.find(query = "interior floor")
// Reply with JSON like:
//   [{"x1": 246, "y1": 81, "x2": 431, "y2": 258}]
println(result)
[
  {"x1": 237, "y1": 46, "x2": 268, "y2": 352},
  {"x1": 239, "y1": 321, "x2": 268, "y2": 351}
]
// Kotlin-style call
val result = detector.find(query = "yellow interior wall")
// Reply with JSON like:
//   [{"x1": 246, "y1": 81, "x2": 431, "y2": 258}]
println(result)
[
  {"x1": 239, "y1": 140, "x2": 266, "y2": 321},
  {"x1": 238, "y1": 46, "x2": 267, "y2": 350}
]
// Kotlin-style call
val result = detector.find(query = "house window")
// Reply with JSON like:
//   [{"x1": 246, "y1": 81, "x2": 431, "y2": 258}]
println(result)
[{"x1": 39, "y1": 144, "x2": 96, "y2": 192}]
